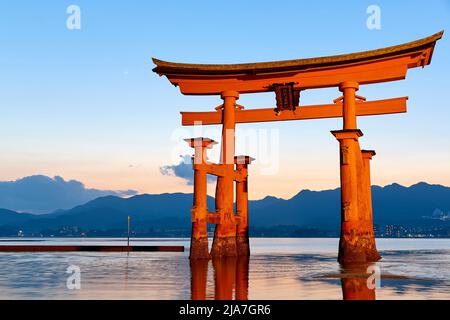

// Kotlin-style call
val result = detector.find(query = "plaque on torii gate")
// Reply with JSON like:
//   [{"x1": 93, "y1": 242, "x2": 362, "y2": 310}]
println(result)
[{"x1": 153, "y1": 31, "x2": 443, "y2": 265}]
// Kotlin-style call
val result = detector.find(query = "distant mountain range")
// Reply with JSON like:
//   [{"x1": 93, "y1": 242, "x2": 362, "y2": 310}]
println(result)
[
  {"x1": 0, "y1": 175, "x2": 137, "y2": 214},
  {"x1": 0, "y1": 182, "x2": 449, "y2": 237}
]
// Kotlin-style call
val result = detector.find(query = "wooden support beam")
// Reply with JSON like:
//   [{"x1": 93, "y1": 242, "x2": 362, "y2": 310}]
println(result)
[
  {"x1": 206, "y1": 163, "x2": 226, "y2": 177},
  {"x1": 181, "y1": 97, "x2": 407, "y2": 126},
  {"x1": 207, "y1": 212, "x2": 241, "y2": 225},
  {"x1": 207, "y1": 212, "x2": 221, "y2": 224},
  {"x1": 203, "y1": 163, "x2": 246, "y2": 181}
]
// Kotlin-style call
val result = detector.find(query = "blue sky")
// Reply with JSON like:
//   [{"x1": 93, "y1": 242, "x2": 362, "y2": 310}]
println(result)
[{"x1": 0, "y1": 0, "x2": 449, "y2": 199}]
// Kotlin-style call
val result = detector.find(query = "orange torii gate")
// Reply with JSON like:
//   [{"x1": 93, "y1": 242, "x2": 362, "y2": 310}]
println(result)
[{"x1": 153, "y1": 31, "x2": 443, "y2": 265}]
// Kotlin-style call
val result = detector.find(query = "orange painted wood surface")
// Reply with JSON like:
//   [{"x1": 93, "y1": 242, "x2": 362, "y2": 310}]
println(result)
[
  {"x1": 181, "y1": 97, "x2": 407, "y2": 126},
  {"x1": 153, "y1": 32, "x2": 442, "y2": 95}
]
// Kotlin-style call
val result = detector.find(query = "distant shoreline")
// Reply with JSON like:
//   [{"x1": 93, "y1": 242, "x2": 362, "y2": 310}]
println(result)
[{"x1": 1, "y1": 235, "x2": 450, "y2": 240}]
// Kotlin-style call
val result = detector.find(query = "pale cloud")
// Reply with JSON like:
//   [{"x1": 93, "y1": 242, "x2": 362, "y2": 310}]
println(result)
[
  {"x1": 0, "y1": 175, "x2": 137, "y2": 214},
  {"x1": 160, "y1": 155, "x2": 216, "y2": 186}
]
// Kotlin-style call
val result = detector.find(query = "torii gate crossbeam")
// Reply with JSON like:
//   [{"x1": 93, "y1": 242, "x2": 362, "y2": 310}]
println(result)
[{"x1": 181, "y1": 97, "x2": 408, "y2": 126}]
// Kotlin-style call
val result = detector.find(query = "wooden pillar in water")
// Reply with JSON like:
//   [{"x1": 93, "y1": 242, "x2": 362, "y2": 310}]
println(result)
[
  {"x1": 332, "y1": 128, "x2": 364, "y2": 264},
  {"x1": 361, "y1": 150, "x2": 381, "y2": 261},
  {"x1": 332, "y1": 81, "x2": 380, "y2": 265},
  {"x1": 235, "y1": 155, "x2": 254, "y2": 257},
  {"x1": 186, "y1": 137, "x2": 217, "y2": 260},
  {"x1": 211, "y1": 91, "x2": 239, "y2": 258}
]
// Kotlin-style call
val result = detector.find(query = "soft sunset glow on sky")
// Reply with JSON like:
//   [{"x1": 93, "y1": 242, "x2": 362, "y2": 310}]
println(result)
[{"x1": 0, "y1": 1, "x2": 449, "y2": 200}]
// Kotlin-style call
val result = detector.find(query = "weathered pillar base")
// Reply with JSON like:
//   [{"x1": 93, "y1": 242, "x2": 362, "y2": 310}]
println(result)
[
  {"x1": 211, "y1": 235, "x2": 237, "y2": 258},
  {"x1": 368, "y1": 249, "x2": 381, "y2": 262},
  {"x1": 190, "y1": 237, "x2": 210, "y2": 260},
  {"x1": 211, "y1": 208, "x2": 237, "y2": 257},
  {"x1": 236, "y1": 236, "x2": 250, "y2": 257},
  {"x1": 338, "y1": 229, "x2": 380, "y2": 265},
  {"x1": 361, "y1": 230, "x2": 381, "y2": 262}
]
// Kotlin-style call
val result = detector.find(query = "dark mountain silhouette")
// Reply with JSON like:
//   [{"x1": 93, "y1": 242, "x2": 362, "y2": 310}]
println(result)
[
  {"x1": 371, "y1": 182, "x2": 450, "y2": 225},
  {"x1": 0, "y1": 182, "x2": 449, "y2": 235},
  {"x1": 0, "y1": 175, "x2": 137, "y2": 214},
  {"x1": 250, "y1": 188, "x2": 341, "y2": 229},
  {"x1": 0, "y1": 209, "x2": 36, "y2": 225}
]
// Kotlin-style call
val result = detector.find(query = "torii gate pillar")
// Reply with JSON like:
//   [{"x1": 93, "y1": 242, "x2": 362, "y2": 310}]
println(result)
[
  {"x1": 361, "y1": 150, "x2": 381, "y2": 261},
  {"x1": 211, "y1": 91, "x2": 240, "y2": 258},
  {"x1": 235, "y1": 155, "x2": 254, "y2": 257},
  {"x1": 332, "y1": 129, "x2": 365, "y2": 264},
  {"x1": 332, "y1": 81, "x2": 380, "y2": 265},
  {"x1": 186, "y1": 137, "x2": 218, "y2": 260}
]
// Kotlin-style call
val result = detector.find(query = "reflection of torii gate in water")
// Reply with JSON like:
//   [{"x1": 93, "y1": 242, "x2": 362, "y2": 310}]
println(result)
[
  {"x1": 189, "y1": 256, "x2": 378, "y2": 300},
  {"x1": 153, "y1": 31, "x2": 443, "y2": 265}
]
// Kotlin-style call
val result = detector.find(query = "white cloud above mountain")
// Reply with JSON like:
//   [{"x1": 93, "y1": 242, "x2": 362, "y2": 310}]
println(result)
[
  {"x1": 160, "y1": 155, "x2": 216, "y2": 185},
  {"x1": 0, "y1": 175, "x2": 138, "y2": 214}
]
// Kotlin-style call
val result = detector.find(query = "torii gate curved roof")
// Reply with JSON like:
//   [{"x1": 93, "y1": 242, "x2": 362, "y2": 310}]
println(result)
[{"x1": 152, "y1": 31, "x2": 443, "y2": 95}]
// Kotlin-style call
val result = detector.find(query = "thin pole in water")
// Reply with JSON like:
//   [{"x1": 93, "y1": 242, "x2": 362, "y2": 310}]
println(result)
[{"x1": 127, "y1": 215, "x2": 131, "y2": 253}]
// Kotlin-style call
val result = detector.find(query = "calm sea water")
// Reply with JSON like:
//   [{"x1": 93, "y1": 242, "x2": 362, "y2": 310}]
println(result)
[{"x1": 0, "y1": 238, "x2": 449, "y2": 300}]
